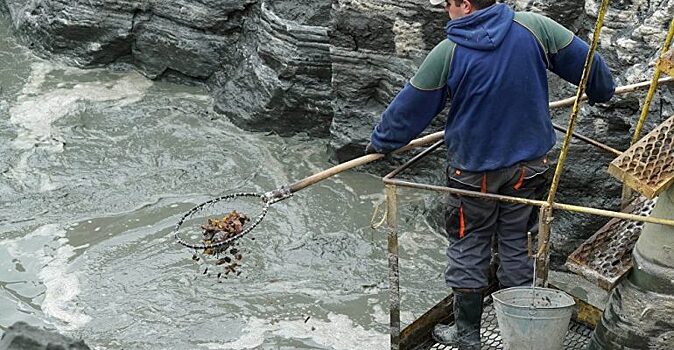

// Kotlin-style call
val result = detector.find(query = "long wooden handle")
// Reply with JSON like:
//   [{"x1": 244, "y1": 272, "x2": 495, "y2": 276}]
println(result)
[
  {"x1": 286, "y1": 77, "x2": 673, "y2": 194},
  {"x1": 549, "y1": 76, "x2": 672, "y2": 108},
  {"x1": 287, "y1": 132, "x2": 444, "y2": 193}
]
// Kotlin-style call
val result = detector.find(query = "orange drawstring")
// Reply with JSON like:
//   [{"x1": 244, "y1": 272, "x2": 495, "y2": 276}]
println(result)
[
  {"x1": 459, "y1": 206, "x2": 465, "y2": 238},
  {"x1": 513, "y1": 166, "x2": 525, "y2": 190}
]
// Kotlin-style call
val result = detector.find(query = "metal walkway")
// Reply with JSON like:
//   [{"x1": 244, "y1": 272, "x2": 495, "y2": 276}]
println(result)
[{"x1": 414, "y1": 299, "x2": 592, "y2": 350}]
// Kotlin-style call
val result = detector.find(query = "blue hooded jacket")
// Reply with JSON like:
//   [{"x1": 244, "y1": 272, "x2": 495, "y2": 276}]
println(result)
[{"x1": 370, "y1": 4, "x2": 615, "y2": 171}]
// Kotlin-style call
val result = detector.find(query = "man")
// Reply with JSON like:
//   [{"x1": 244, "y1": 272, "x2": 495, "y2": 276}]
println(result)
[{"x1": 366, "y1": 0, "x2": 614, "y2": 349}]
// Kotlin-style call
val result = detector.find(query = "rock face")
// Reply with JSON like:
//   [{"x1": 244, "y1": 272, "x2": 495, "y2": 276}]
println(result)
[
  {"x1": 0, "y1": 322, "x2": 91, "y2": 350},
  {"x1": 1, "y1": 0, "x2": 674, "y2": 264},
  {"x1": 213, "y1": 1, "x2": 334, "y2": 136}
]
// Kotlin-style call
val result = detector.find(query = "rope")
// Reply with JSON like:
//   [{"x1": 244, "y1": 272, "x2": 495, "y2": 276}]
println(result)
[{"x1": 370, "y1": 198, "x2": 388, "y2": 229}]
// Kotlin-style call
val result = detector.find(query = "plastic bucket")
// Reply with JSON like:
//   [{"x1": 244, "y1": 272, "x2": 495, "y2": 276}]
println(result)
[{"x1": 492, "y1": 287, "x2": 575, "y2": 350}]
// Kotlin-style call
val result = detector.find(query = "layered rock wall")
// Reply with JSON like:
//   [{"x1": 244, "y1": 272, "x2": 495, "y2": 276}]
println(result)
[{"x1": 213, "y1": 2, "x2": 334, "y2": 135}]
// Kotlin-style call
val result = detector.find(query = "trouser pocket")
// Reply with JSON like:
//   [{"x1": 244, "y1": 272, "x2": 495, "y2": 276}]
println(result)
[
  {"x1": 444, "y1": 195, "x2": 463, "y2": 240},
  {"x1": 501, "y1": 157, "x2": 551, "y2": 237},
  {"x1": 510, "y1": 157, "x2": 551, "y2": 198},
  {"x1": 444, "y1": 166, "x2": 492, "y2": 241}
]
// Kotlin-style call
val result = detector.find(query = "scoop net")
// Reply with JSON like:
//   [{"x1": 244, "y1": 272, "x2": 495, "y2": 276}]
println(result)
[{"x1": 174, "y1": 192, "x2": 271, "y2": 253}]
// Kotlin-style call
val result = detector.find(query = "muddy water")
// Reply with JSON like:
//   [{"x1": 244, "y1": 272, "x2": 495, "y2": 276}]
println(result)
[{"x1": 0, "y1": 15, "x2": 449, "y2": 349}]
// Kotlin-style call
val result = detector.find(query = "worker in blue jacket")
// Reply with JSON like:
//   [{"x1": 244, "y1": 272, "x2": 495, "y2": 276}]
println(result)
[{"x1": 366, "y1": 0, "x2": 614, "y2": 348}]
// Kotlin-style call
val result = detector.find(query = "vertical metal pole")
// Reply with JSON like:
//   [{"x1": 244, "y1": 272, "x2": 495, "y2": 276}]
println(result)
[
  {"x1": 629, "y1": 17, "x2": 674, "y2": 147},
  {"x1": 536, "y1": 0, "x2": 611, "y2": 285},
  {"x1": 386, "y1": 184, "x2": 401, "y2": 350},
  {"x1": 535, "y1": 205, "x2": 553, "y2": 286},
  {"x1": 620, "y1": 16, "x2": 674, "y2": 208}
]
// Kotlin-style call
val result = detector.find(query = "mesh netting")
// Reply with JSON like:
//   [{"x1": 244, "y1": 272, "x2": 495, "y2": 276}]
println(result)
[
  {"x1": 428, "y1": 300, "x2": 591, "y2": 350},
  {"x1": 173, "y1": 192, "x2": 270, "y2": 251},
  {"x1": 172, "y1": 188, "x2": 293, "y2": 278}
]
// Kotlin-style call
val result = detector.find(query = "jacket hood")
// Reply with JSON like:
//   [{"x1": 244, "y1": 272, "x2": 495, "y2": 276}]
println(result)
[{"x1": 445, "y1": 3, "x2": 514, "y2": 50}]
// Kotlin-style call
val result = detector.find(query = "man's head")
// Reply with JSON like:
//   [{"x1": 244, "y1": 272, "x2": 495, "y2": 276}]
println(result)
[{"x1": 430, "y1": 0, "x2": 496, "y2": 20}]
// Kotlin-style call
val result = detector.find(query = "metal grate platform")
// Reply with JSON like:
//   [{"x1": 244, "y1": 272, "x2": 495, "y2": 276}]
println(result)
[
  {"x1": 608, "y1": 115, "x2": 674, "y2": 199},
  {"x1": 426, "y1": 300, "x2": 592, "y2": 350},
  {"x1": 565, "y1": 196, "x2": 656, "y2": 290}
]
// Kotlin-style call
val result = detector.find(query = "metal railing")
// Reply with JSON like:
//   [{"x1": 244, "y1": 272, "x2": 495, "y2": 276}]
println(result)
[{"x1": 378, "y1": 4, "x2": 674, "y2": 348}]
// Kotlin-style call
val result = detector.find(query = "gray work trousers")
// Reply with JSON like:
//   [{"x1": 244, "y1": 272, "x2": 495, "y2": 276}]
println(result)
[{"x1": 443, "y1": 156, "x2": 550, "y2": 289}]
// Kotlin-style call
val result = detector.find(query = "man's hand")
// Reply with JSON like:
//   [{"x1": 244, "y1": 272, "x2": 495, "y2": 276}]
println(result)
[
  {"x1": 365, "y1": 142, "x2": 378, "y2": 155},
  {"x1": 365, "y1": 142, "x2": 395, "y2": 161}
]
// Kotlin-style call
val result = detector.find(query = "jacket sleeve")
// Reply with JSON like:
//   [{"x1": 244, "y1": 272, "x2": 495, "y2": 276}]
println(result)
[
  {"x1": 549, "y1": 36, "x2": 615, "y2": 104},
  {"x1": 370, "y1": 83, "x2": 448, "y2": 153},
  {"x1": 514, "y1": 12, "x2": 615, "y2": 104},
  {"x1": 369, "y1": 39, "x2": 454, "y2": 153}
]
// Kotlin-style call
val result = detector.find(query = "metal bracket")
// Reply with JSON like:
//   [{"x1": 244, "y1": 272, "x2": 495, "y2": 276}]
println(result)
[{"x1": 263, "y1": 186, "x2": 293, "y2": 205}]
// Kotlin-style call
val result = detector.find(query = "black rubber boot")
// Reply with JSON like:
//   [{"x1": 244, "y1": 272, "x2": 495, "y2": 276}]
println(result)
[{"x1": 432, "y1": 290, "x2": 483, "y2": 350}]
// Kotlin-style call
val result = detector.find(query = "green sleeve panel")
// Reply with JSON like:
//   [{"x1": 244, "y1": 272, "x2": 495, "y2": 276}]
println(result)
[
  {"x1": 513, "y1": 12, "x2": 574, "y2": 55},
  {"x1": 410, "y1": 39, "x2": 456, "y2": 91}
]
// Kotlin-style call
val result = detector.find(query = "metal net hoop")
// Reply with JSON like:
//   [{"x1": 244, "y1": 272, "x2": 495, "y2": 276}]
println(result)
[{"x1": 173, "y1": 192, "x2": 270, "y2": 250}]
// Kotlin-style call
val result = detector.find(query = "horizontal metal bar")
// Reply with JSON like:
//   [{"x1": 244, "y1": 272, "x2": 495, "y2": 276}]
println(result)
[
  {"x1": 383, "y1": 178, "x2": 549, "y2": 206},
  {"x1": 384, "y1": 140, "x2": 445, "y2": 180},
  {"x1": 548, "y1": 76, "x2": 673, "y2": 109},
  {"x1": 552, "y1": 122, "x2": 622, "y2": 156},
  {"x1": 383, "y1": 178, "x2": 674, "y2": 227}
]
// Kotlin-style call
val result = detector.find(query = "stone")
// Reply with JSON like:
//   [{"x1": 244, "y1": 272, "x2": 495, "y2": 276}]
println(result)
[
  {"x1": 0, "y1": 322, "x2": 90, "y2": 350},
  {"x1": 212, "y1": 2, "x2": 334, "y2": 136},
  {"x1": 132, "y1": 15, "x2": 235, "y2": 79}
]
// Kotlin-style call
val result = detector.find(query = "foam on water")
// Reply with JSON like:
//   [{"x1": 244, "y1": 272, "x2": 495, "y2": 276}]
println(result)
[
  {"x1": 203, "y1": 313, "x2": 387, "y2": 350},
  {"x1": 37, "y1": 228, "x2": 92, "y2": 331},
  {"x1": 5, "y1": 61, "x2": 153, "y2": 191},
  {"x1": 10, "y1": 62, "x2": 153, "y2": 150},
  {"x1": 1, "y1": 224, "x2": 92, "y2": 331}
]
